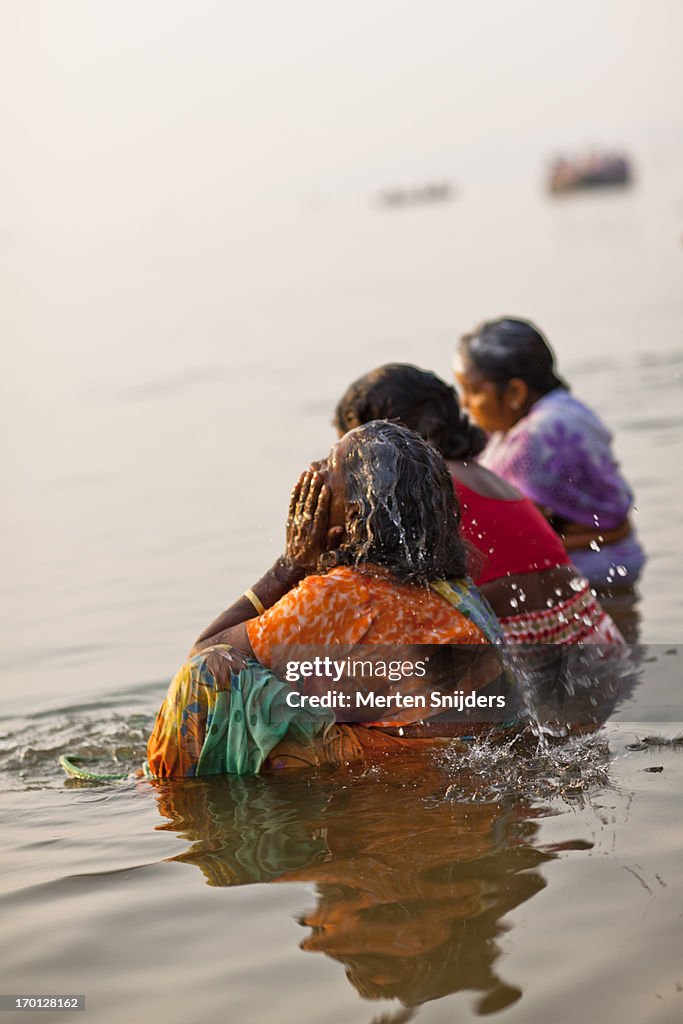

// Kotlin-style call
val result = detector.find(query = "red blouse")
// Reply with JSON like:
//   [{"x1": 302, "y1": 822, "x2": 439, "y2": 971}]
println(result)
[{"x1": 454, "y1": 478, "x2": 570, "y2": 586}]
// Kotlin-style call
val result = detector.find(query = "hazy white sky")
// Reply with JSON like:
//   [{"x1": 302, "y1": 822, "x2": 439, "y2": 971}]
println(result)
[{"x1": 2, "y1": 0, "x2": 683, "y2": 227}]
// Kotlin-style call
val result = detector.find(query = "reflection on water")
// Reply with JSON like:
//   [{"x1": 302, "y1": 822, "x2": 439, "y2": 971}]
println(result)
[
  {"x1": 0, "y1": 652, "x2": 679, "y2": 1022},
  {"x1": 153, "y1": 754, "x2": 595, "y2": 1013},
  {"x1": 600, "y1": 590, "x2": 642, "y2": 645}
]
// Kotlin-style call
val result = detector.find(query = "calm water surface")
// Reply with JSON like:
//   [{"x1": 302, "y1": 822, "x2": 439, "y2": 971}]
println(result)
[{"x1": 2, "y1": 3, "x2": 683, "y2": 1021}]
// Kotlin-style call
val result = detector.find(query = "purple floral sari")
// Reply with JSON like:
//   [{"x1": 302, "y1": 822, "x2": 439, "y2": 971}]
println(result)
[{"x1": 479, "y1": 389, "x2": 632, "y2": 529}]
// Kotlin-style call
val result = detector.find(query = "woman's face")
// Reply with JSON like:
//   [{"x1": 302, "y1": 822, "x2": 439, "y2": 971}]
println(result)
[
  {"x1": 310, "y1": 436, "x2": 349, "y2": 530},
  {"x1": 454, "y1": 356, "x2": 521, "y2": 433}
]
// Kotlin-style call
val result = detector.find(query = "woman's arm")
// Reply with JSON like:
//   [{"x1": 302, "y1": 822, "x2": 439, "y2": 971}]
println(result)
[{"x1": 190, "y1": 557, "x2": 305, "y2": 655}]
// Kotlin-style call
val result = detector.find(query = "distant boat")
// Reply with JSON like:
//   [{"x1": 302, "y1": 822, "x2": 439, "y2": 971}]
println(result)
[
  {"x1": 547, "y1": 152, "x2": 633, "y2": 195},
  {"x1": 377, "y1": 182, "x2": 455, "y2": 208}
]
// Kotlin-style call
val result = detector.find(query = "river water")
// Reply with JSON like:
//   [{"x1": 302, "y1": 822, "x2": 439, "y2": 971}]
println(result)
[{"x1": 2, "y1": 2, "x2": 683, "y2": 1021}]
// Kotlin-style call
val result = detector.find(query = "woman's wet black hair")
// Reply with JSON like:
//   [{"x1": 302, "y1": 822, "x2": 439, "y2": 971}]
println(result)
[
  {"x1": 334, "y1": 364, "x2": 487, "y2": 460},
  {"x1": 459, "y1": 318, "x2": 569, "y2": 396},
  {"x1": 320, "y1": 420, "x2": 468, "y2": 585}
]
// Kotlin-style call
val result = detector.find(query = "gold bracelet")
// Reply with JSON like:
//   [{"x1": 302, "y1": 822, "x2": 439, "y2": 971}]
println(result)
[{"x1": 243, "y1": 589, "x2": 266, "y2": 616}]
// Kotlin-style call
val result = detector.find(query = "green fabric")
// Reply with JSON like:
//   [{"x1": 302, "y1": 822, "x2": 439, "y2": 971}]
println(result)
[
  {"x1": 59, "y1": 754, "x2": 131, "y2": 783},
  {"x1": 165, "y1": 776, "x2": 330, "y2": 886},
  {"x1": 196, "y1": 658, "x2": 334, "y2": 776},
  {"x1": 431, "y1": 577, "x2": 519, "y2": 728},
  {"x1": 430, "y1": 577, "x2": 505, "y2": 646}
]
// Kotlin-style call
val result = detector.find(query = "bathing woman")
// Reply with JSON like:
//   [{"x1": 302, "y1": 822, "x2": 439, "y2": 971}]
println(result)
[
  {"x1": 147, "y1": 422, "x2": 509, "y2": 777},
  {"x1": 454, "y1": 317, "x2": 645, "y2": 589}
]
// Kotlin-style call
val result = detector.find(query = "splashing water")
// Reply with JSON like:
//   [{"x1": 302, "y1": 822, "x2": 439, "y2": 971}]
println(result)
[
  {"x1": 350, "y1": 435, "x2": 423, "y2": 569},
  {"x1": 438, "y1": 731, "x2": 611, "y2": 804},
  {"x1": 498, "y1": 647, "x2": 554, "y2": 754}
]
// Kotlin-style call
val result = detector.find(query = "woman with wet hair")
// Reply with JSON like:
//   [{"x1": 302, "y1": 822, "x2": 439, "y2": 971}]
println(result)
[
  {"x1": 147, "y1": 422, "x2": 508, "y2": 778},
  {"x1": 334, "y1": 364, "x2": 623, "y2": 645},
  {"x1": 455, "y1": 317, "x2": 645, "y2": 589}
]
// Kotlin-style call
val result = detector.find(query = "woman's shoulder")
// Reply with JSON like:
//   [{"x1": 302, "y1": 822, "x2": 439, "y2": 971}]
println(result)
[
  {"x1": 290, "y1": 566, "x2": 375, "y2": 607},
  {"x1": 450, "y1": 460, "x2": 523, "y2": 502},
  {"x1": 528, "y1": 388, "x2": 611, "y2": 443},
  {"x1": 309, "y1": 565, "x2": 370, "y2": 587},
  {"x1": 247, "y1": 566, "x2": 375, "y2": 655},
  {"x1": 292, "y1": 569, "x2": 376, "y2": 634}
]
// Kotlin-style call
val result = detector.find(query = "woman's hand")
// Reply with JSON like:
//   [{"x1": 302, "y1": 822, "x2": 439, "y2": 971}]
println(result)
[
  {"x1": 285, "y1": 469, "x2": 343, "y2": 572},
  {"x1": 192, "y1": 466, "x2": 344, "y2": 652}
]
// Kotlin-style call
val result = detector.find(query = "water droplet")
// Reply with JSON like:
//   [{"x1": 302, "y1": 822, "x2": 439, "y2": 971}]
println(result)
[
  {"x1": 589, "y1": 540, "x2": 601, "y2": 551},
  {"x1": 554, "y1": 587, "x2": 563, "y2": 596},
  {"x1": 509, "y1": 598, "x2": 518, "y2": 609},
  {"x1": 633, "y1": 506, "x2": 639, "y2": 514},
  {"x1": 616, "y1": 565, "x2": 628, "y2": 577},
  {"x1": 546, "y1": 598, "x2": 555, "y2": 607},
  {"x1": 569, "y1": 577, "x2": 584, "y2": 592}
]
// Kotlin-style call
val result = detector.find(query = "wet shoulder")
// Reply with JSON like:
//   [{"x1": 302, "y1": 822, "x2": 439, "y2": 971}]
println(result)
[
  {"x1": 247, "y1": 567, "x2": 373, "y2": 656},
  {"x1": 288, "y1": 567, "x2": 373, "y2": 619}
]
